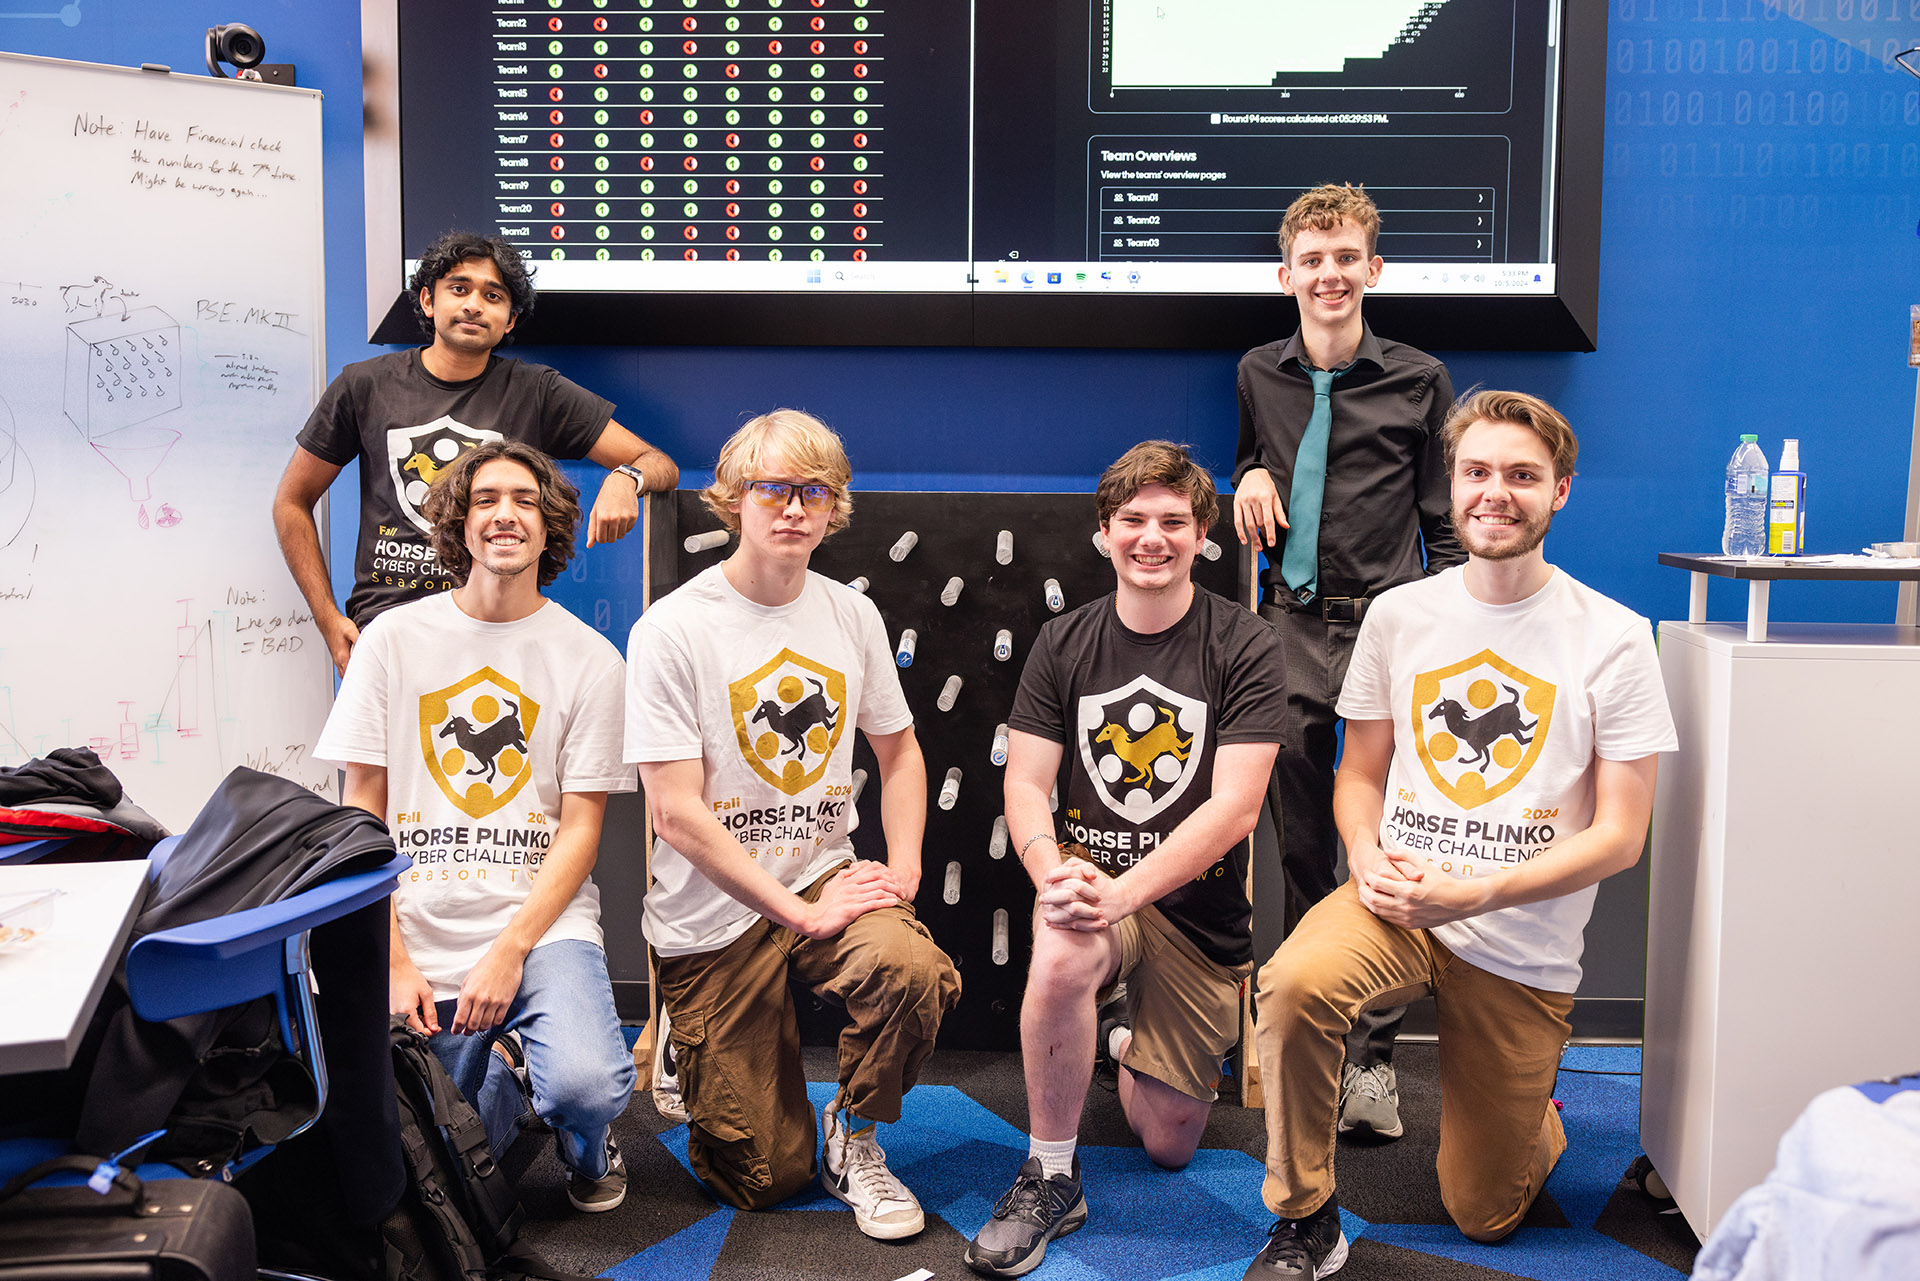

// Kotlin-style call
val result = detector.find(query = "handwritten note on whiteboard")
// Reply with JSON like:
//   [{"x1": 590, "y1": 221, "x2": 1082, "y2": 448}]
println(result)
[{"x1": 0, "y1": 53, "x2": 334, "y2": 828}]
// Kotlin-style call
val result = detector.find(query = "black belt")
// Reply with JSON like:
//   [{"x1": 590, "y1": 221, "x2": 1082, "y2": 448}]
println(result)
[{"x1": 1267, "y1": 585, "x2": 1370, "y2": 623}]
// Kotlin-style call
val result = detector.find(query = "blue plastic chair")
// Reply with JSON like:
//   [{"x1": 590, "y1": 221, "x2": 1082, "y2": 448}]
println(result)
[
  {"x1": 0, "y1": 836, "x2": 78, "y2": 864},
  {"x1": 0, "y1": 837, "x2": 411, "y2": 1184}
]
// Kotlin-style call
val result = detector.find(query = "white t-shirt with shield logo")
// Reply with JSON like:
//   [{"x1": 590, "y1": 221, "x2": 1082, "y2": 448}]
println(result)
[
  {"x1": 316, "y1": 593, "x2": 635, "y2": 999},
  {"x1": 624, "y1": 565, "x2": 913, "y2": 958},
  {"x1": 1336, "y1": 567, "x2": 1676, "y2": 993}
]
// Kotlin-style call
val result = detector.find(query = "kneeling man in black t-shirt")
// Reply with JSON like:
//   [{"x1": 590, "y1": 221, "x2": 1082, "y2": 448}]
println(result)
[{"x1": 965, "y1": 441, "x2": 1288, "y2": 1278}]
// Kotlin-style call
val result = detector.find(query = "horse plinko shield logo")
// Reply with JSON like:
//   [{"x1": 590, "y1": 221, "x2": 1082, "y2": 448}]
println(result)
[
  {"x1": 1411, "y1": 649, "x2": 1555, "y2": 810},
  {"x1": 418, "y1": 667, "x2": 541, "y2": 818},
  {"x1": 1076, "y1": 675, "x2": 1208, "y2": 824},
  {"x1": 729, "y1": 649, "x2": 847, "y2": 796},
  {"x1": 385, "y1": 418, "x2": 501, "y2": 532}
]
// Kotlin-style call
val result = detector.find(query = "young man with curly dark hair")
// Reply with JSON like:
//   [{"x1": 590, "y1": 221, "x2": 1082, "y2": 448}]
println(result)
[
  {"x1": 317, "y1": 439, "x2": 638, "y2": 1214},
  {"x1": 274, "y1": 230, "x2": 678, "y2": 676}
]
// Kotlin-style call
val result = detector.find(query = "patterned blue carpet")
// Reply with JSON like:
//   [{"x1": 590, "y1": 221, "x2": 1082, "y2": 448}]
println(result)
[{"x1": 517, "y1": 1043, "x2": 1696, "y2": 1281}]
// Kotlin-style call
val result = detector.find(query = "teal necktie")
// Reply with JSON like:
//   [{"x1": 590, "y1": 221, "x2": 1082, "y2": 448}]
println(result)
[{"x1": 1280, "y1": 365, "x2": 1346, "y2": 602}]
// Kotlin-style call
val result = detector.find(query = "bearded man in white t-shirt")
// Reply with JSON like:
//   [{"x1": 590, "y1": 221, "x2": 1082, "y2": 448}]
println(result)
[
  {"x1": 317, "y1": 439, "x2": 637, "y2": 1215},
  {"x1": 1241, "y1": 390, "x2": 1679, "y2": 1279},
  {"x1": 625, "y1": 410, "x2": 960, "y2": 1240}
]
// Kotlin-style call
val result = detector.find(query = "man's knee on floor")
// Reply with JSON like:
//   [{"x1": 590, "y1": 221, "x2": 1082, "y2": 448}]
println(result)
[
  {"x1": 1137, "y1": 1121, "x2": 1203, "y2": 1171},
  {"x1": 729, "y1": 1151, "x2": 817, "y2": 1211},
  {"x1": 688, "y1": 1100, "x2": 818, "y2": 1212},
  {"x1": 1142, "y1": 1135, "x2": 1199, "y2": 1171},
  {"x1": 1442, "y1": 1177, "x2": 1533, "y2": 1244},
  {"x1": 698, "y1": 1143, "x2": 817, "y2": 1212},
  {"x1": 1126, "y1": 1070, "x2": 1210, "y2": 1171}
]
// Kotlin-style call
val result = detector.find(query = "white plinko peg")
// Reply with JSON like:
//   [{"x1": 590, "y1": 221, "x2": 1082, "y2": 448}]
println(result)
[
  {"x1": 850, "y1": 768, "x2": 868, "y2": 805},
  {"x1": 848, "y1": 575, "x2": 870, "y2": 594},
  {"x1": 1044, "y1": 578, "x2": 1065, "y2": 612},
  {"x1": 683, "y1": 529, "x2": 730, "y2": 553},
  {"x1": 943, "y1": 860, "x2": 962, "y2": 905},
  {"x1": 895, "y1": 629, "x2": 917, "y2": 667},
  {"x1": 1200, "y1": 538, "x2": 1222, "y2": 561},
  {"x1": 993, "y1": 629, "x2": 1013, "y2": 661},
  {"x1": 996, "y1": 529, "x2": 1014, "y2": 564},
  {"x1": 939, "y1": 767, "x2": 962, "y2": 810},
  {"x1": 1092, "y1": 530, "x2": 1109, "y2": 556},
  {"x1": 938, "y1": 675, "x2": 963, "y2": 711},
  {"x1": 991, "y1": 909, "x2": 1010, "y2": 965},
  {"x1": 989, "y1": 814, "x2": 1008, "y2": 859},
  {"x1": 990, "y1": 721, "x2": 1009, "y2": 765},
  {"x1": 889, "y1": 531, "x2": 918, "y2": 562},
  {"x1": 940, "y1": 576, "x2": 964, "y2": 606}
]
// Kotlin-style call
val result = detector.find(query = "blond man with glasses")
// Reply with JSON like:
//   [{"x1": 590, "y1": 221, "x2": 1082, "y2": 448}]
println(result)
[{"x1": 624, "y1": 410, "x2": 960, "y2": 1239}]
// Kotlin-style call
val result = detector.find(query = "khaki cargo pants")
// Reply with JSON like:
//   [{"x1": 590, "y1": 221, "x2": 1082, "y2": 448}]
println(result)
[
  {"x1": 1255, "y1": 881, "x2": 1574, "y2": 1242},
  {"x1": 655, "y1": 864, "x2": 961, "y2": 1210}
]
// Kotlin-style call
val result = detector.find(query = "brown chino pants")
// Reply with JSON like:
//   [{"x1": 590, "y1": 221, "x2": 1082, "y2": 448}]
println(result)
[
  {"x1": 654, "y1": 864, "x2": 961, "y2": 1210},
  {"x1": 1254, "y1": 881, "x2": 1574, "y2": 1242}
]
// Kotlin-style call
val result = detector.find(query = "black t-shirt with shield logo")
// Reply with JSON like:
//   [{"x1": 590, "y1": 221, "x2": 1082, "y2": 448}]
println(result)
[
  {"x1": 296, "y1": 349, "x2": 612, "y2": 627},
  {"x1": 1008, "y1": 586, "x2": 1286, "y2": 966}
]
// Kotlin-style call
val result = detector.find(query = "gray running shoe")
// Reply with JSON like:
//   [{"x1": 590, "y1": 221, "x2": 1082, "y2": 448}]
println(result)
[
  {"x1": 1242, "y1": 1196, "x2": 1348, "y2": 1278},
  {"x1": 1337, "y1": 1062, "x2": 1403, "y2": 1139},
  {"x1": 964, "y1": 1156, "x2": 1087, "y2": 1277},
  {"x1": 566, "y1": 1137, "x2": 627, "y2": 1213}
]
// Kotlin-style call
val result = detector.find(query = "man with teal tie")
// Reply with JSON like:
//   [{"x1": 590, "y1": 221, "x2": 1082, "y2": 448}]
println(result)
[{"x1": 1231, "y1": 183, "x2": 1462, "y2": 1141}]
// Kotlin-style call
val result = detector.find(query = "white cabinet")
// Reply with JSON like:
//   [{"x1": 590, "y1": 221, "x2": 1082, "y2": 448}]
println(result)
[{"x1": 1641, "y1": 620, "x2": 1920, "y2": 1239}]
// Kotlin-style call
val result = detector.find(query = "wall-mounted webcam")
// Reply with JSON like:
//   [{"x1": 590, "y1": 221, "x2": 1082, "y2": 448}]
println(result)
[{"x1": 205, "y1": 23, "x2": 266, "y2": 79}]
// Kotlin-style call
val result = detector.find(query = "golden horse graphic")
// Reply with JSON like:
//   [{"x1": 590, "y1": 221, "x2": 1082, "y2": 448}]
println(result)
[
  {"x1": 1092, "y1": 708, "x2": 1192, "y2": 787},
  {"x1": 401, "y1": 450, "x2": 451, "y2": 490}
]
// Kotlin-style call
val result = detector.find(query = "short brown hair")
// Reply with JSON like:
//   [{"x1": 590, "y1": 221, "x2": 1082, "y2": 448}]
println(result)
[
  {"x1": 1442, "y1": 389, "x2": 1580, "y2": 482},
  {"x1": 423, "y1": 440, "x2": 581, "y2": 587},
  {"x1": 701, "y1": 409, "x2": 854, "y2": 535},
  {"x1": 1095, "y1": 440, "x2": 1220, "y2": 532},
  {"x1": 1278, "y1": 183, "x2": 1381, "y2": 261}
]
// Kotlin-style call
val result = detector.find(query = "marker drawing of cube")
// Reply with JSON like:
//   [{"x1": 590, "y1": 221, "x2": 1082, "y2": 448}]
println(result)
[
  {"x1": 65, "y1": 307, "x2": 183, "y2": 501},
  {"x1": 65, "y1": 306, "x2": 183, "y2": 438}
]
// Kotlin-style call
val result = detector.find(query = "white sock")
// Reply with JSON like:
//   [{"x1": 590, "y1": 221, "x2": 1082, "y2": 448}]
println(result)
[
  {"x1": 1029, "y1": 1135, "x2": 1077, "y2": 1179},
  {"x1": 1108, "y1": 1023, "x2": 1132, "y2": 1062}
]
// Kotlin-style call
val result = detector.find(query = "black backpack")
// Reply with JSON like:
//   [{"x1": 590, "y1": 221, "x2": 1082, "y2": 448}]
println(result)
[{"x1": 383, "y1": 1020, "x2": 582, "y2": 1281}]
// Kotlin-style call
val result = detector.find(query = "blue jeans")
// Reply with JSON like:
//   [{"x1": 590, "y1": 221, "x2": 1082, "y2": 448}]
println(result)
[{"x1": 427, "y1": 939, "x2": 634, "y2": 1178}]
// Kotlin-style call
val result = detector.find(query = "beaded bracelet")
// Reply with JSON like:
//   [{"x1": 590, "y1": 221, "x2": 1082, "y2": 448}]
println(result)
[{"x1": 1017, "y1": 833, "x2": 1058, "y2": 863}]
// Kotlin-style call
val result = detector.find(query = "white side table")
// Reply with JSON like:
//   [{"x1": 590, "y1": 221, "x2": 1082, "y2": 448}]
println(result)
[{"x1": 0, "y1": 859, "x2": 150, "y2": 1073}]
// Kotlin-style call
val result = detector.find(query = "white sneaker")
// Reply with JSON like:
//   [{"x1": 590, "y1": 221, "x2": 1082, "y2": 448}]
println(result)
[
  {"x1": 821, "y1": 1105, "x2": 925, "y2": 1240},
  {"x1": 651, "y1": 1009, "x2": 688, "y2": 1123}
]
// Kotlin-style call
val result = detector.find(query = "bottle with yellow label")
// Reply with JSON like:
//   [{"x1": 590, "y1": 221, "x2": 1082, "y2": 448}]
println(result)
[{"x1": 1768, "y1": 438, "x2": 1806, "y2": 555}]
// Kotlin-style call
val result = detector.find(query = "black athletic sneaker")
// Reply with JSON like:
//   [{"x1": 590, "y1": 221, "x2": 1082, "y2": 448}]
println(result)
[
  {"x1": 1242, "y1": 1196, "x2": 1348, "y2": 1278},
  {"x1": 964, "y1": 1156, "x2": 1087, "y2": 1278}
]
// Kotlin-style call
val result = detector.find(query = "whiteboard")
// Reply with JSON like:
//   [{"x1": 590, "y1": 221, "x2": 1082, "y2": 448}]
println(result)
[{"x1": 0, "y1": 53, "x2": 334, "y2": 828}]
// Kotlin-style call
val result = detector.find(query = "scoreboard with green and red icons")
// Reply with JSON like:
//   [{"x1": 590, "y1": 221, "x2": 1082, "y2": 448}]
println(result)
[{"x1": 371, "y1": 0, "x2": 1603, "y2": 351}]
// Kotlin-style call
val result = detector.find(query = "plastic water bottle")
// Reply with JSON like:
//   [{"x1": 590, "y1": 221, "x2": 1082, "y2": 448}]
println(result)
[{"x1": 1722, "y1": 435, "x2": 1769, "y2": 557}]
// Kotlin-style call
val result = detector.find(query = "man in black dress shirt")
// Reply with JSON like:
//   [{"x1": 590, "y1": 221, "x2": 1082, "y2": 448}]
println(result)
[{"x1": 1232, "y1": 183, "x2": 1463, "y2": 1140}]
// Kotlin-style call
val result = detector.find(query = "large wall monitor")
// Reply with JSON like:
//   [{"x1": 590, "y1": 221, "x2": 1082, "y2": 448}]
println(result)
[{"x1": 365, "y1": 1, "x2": 1602, "y2": 350}]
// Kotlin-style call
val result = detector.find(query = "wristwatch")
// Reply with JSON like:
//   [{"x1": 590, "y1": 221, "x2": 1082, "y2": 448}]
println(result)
[{"x1": 614, "y1": 463, "x2": 646, "y2": 488}]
